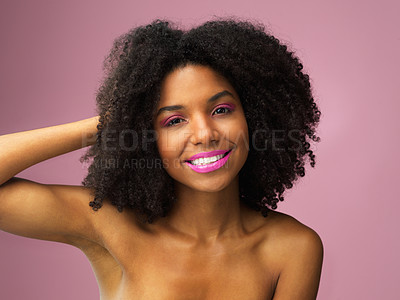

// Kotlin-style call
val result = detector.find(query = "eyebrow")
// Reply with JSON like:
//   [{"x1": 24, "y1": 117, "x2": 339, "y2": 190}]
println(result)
[{"x1": 155, "y1": 90, "x2": 234, "y2": 117}]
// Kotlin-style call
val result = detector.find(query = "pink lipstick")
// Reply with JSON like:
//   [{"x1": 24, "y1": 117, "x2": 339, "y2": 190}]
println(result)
[
  {"x1": 185, "y1": 149, "x2": 232, "y2": 173},
  {"x1": 186, "y1": 149, "x2": 228, "y2": 161}
]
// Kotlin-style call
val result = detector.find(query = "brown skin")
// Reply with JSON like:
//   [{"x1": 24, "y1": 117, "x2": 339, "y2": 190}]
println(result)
[{"x1": 0, "y1": 66, "x2": 323, "y2": 299}]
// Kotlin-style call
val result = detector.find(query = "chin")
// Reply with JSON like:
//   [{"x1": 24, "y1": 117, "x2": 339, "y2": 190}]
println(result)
[
  {"x1": 175, "y1": 174, "x2": 237, "y2": 193},
  {"x1": 194, "y1": 182, "x2": 230, "y2": 193}
]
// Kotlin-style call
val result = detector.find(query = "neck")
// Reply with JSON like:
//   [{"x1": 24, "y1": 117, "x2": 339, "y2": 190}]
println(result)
[{"x1": 159, "y1": 175, "x2": 248, "y2": 245}]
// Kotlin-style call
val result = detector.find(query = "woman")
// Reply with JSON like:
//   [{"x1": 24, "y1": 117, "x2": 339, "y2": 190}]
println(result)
[{"x1": 0, "y1": 18, "x2": 323, "y2": 299}]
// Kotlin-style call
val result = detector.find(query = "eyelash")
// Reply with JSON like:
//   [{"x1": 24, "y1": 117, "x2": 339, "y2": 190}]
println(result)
[{"x1": 163, "y1": 105, "x2": 234, "y2": 127}]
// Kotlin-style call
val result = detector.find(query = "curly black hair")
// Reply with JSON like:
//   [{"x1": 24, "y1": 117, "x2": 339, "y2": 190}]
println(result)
[{"x1": 80, "y1": 16, "x2": 321, "y2": 224}]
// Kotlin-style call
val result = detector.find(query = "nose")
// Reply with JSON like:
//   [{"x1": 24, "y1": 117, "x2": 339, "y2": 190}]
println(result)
[{"x1": 188, "y1": 114, "x2": 218, "y2": 146}]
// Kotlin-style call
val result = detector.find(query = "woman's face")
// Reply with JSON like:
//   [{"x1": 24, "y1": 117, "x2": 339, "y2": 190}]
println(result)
[{"x1": 153, "y1": 64, "x2": 249, "y2": 192}]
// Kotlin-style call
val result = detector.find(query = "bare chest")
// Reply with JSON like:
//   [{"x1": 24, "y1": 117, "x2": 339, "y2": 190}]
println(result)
[
  {"x1": 88, "y1": 233, "x2": 277, "y2": 300},
  {"x1": 117, "y1": 245, "x2": 276, "y2": 299}
]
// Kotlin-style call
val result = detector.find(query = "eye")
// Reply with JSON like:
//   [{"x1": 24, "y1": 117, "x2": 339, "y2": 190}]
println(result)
[
  {"x1": 212, "y1": 105, "x2": 233, "y2": 115},
  {"x1": 165, "y1": 117, "x2": 185, "y2": 127}
]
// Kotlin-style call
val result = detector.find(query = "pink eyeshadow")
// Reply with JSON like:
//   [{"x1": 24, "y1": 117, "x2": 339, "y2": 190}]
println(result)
[
  {"x1": 160, "y1": 115, "x2": 181, "y2": 127},
  {"x1": 218, "y1": 103, "x2": 236, "y2": 110}
]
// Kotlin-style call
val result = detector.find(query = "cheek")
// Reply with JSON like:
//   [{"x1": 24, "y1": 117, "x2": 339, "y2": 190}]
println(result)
[
  {"x1": 157, "y1": 131, "x2": 182, "y2": 161},
  {"x1": 227, "y1": 117, "x2": 249, "y2": 146}
]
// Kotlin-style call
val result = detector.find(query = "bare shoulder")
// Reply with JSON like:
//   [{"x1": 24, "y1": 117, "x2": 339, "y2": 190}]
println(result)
[
  {"x1": 265, "y1": 210, "x2": 323, "y2": 245},
  {"x1": 262, "y1": 210, "x2": 323, "y2": 262},
  {"x1": 262, "y1": 210, "x2": 324, "y2": 299},
  {"x1": 63, "y1": 186, "x2": 141, "y2": 249}
]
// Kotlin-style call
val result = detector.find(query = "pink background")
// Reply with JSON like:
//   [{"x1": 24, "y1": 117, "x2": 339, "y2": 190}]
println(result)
[{"x1": 0, "y1": 0, "x2": 399, "y2": 299}]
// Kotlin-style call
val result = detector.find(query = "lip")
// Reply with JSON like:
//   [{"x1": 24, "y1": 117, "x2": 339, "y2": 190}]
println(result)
[
  {"x1": 186, "y1": 149, "x2": 231, "y2": 162},
  {"x1": 185, "y1": 149, "x2": 233, "y2": 173}
]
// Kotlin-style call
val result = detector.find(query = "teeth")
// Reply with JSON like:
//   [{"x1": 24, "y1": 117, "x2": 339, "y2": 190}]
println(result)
[{"x1": 190, "y1": 154, "x2": 224, "y2": 166}]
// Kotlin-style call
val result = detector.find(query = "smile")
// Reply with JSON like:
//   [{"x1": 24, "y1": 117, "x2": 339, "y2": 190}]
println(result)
[{"x1": 185, "y1": 149, "x2": 232, "y2": 173}]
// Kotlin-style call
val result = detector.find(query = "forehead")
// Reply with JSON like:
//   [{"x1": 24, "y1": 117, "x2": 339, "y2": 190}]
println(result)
[{"x1": 158, "y1": 65, "x2": 236, "y2": 105}]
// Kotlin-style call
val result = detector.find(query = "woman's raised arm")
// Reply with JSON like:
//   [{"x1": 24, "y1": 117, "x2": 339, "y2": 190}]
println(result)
[
  {"x1": 0, "y1": 116, "x2": 101, "y2": 247},
  {"x1": 0, "y1": 116, "x2": 99, "y2": 185}
]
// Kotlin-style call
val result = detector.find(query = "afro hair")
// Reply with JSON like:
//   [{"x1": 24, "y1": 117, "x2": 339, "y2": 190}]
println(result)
[{"x1": 80, "y1": 17, "x2": 321, "y2": 224}]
